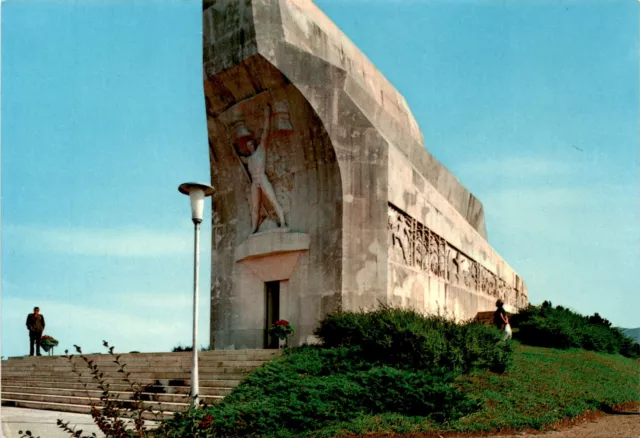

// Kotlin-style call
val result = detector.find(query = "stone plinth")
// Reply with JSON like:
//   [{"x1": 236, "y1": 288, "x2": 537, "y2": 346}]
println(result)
[{"x1": 235, "y1": 231, "x2": 310, "y2": 282}]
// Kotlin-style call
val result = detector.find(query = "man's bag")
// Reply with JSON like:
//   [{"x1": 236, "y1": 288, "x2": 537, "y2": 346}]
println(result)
[{"x1": 503, "y1": 323, "x2": 513, "y2": 340}]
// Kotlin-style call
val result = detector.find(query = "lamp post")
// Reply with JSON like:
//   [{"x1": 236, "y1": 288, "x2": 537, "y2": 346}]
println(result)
[{"x1": 178, "y1": 182, "x2": 214, "y2": 408}]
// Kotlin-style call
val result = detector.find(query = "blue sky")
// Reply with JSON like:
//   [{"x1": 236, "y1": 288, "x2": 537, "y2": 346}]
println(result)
[{"x1": 2, "y1": 0, "x2": 637, "y2": 358}]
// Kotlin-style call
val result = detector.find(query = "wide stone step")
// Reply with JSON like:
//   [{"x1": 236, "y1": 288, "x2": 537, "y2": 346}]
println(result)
[
  {"x1": 3, "y1": 360, "x2": 269, "y2": 370},
  {"x1": 1, "y1": 391, "x2": 190, "y2": 413},
  {"x1": 1, "y1": 381, "x2": 235, "y2": 395},
  {"x1": 2, "y1": 366, "x2": 259, "y2": 378},
  {"x1": 3, "y1": 371, "x2": 250, "y2": 381},
  {"x1": 2, "y1": 377, "x2": 243, "y2": 388},
  {"x1": 0, "y1": 349, "x2": 271, "y2": 418},
  {"x1": 3, "y1": 350, "x2": 281, "y2": 364},
  {"x1": 2, "y1": 387, "x2": 223, "y2": 405},
  {"x1": 2, "y1": 363, "x2": 269, "y2": 375},
  {"x1": 1, "y1": 398, "x2": 173, "y2": 420}
]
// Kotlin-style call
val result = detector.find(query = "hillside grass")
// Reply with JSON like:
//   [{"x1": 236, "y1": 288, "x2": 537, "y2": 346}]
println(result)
[
  {"x1": 451, "y1": 344, "x2": 639, "y2": 432},
  {"x1": 292, "y1": 343, "x2": 640, "y2": 437},
  {"x1": 156, "y1": 309, "x2": 640, "y2": 438},
  {"x1": 158, "y1": 309, "x2": 511, "y2": 437}
]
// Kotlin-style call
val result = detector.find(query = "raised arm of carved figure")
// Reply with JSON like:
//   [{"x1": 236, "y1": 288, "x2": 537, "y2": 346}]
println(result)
[{"x1": 260, "y1": 105, "x2": 271, "y2": 149}]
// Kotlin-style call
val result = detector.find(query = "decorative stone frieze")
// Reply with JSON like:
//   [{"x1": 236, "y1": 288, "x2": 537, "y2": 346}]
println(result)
[{"x1": 388, "y1": 203, "x2": 526, "y2": 309}]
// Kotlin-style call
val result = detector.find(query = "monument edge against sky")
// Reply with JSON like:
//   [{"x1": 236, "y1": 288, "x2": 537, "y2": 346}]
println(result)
[{"x1": 202, "y1": 0, "x2": 528, "y2": 349}]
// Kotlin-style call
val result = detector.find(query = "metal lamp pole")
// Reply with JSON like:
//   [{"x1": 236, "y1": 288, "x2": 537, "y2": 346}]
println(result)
[{"x1": 178, "y1": 182, "x2": 214, "y2": 408}]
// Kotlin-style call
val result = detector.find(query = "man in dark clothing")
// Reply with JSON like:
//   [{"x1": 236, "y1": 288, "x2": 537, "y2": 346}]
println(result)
[
  {"x1": 493, "y1": 299, "x2": 508, "y2": 330},
  {"x1": 26, "y1": 307, "x2": 45, "y2": 356}
]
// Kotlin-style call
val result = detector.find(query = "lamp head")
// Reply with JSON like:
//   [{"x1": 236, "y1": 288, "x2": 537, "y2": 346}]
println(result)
[{"x1": 178, "y1": 182, "x2": 215, "y2": 223}]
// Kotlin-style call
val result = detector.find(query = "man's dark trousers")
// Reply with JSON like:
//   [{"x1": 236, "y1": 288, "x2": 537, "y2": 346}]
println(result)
[{"x1": 29, "y1": 331, "x2": 43, "y2": 356}]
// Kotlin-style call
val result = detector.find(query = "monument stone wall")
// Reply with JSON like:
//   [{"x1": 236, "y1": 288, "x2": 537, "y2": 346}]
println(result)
[{"x1": 202, "y1": 0, "x2": 528, "y2": 349}]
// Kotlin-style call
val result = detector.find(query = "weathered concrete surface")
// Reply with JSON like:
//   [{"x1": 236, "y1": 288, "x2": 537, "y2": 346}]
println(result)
[
  {"x1": 273, "y1": 0, "x2": 487, "y2": 238},
  {"x1": 203, "y1": 53, "x2": 344, "y2": 348},
  {"x1": 202, "y1": 0, "x2": 527, "y2": 349},
  {"x1": 235, "y1": 231, "x2": 310, "y2": 282},
  {"x1": 389, "y1": 146, "x2": 527, "y2": 318}
]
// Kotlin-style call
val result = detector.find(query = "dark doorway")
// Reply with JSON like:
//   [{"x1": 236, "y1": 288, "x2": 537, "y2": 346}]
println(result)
[{"x1": 264, "y1": 281, "x2": 280, "y2": 349}]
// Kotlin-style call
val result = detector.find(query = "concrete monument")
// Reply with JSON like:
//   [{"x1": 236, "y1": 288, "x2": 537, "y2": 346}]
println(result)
[{"x1": 202, "y1": 0, "x2": 528, "y2": 349}]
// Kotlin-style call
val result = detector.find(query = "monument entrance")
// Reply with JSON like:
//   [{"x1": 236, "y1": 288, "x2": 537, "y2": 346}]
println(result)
[{"x1": 264, "y1": 281, "x2": 280, "y2": 349}]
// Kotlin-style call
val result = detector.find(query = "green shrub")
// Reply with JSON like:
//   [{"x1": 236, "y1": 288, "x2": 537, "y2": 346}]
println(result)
[
  {"x1": 314, "y1": 306, "x2": 513, "y2": 374},
  {"x1": 171, "y1": 344, "x2": 213, "y2": 352},
  {"x1": 156, "y1": 306, "x2": 639, "y2": 437},
  {"x1": 511, "y1": 301, "x2": 640, "y2": 358},
  {"x1": 160, "y1": 307, "x2": 512, "y2": 436},
  {"x1": 159, "y1": 346, "x2": 479, "y2": 437},
  {"x1": 349, "y1": 366, "x2": 480, "y2": 422}
]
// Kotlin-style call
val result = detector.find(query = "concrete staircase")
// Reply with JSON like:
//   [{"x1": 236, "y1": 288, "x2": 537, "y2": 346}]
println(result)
[{"x1": 1, "y1": 350, "x2": 281, "y2": 419}]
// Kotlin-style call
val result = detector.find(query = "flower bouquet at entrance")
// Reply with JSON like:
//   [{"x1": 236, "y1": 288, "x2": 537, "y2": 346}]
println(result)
[
  {"x1": 268, "y1": 320, "x2": 295, "y2": 347},
  {"x1": 40, "y1": 335, "x2": 59, "y2": 353}
]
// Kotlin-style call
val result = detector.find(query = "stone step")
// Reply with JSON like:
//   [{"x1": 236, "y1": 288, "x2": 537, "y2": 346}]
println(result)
[
  {"x1": 1, "y1": 391, "x2": 189, "y2": 413},
  {"x1": 2, "y1": 359, "x2": 271, "y2": 371},
  {"x1": 0, "y1": 349, "x2": 271, "y2": 419},
  {"x1": 1, "y1": 387, "x2": 224, "y2": 405},
  {"x1": 1, "y1": 381, "x2": 235, "y2": 395},
  {"x1": 1, "y1": 398, "x2": 173, "y2": 420},
  {"x1": 3, "y1": 372, "x2": 257, "y2": 382},
  {"x1": 3, "y1": 363, "x2": 263, "y2": 372},
  {"x1": 10, "y1": 360, "x2": 269, "y2": 371},
  {"x1": 3, "y1": 377, "x2": 243, "y2": 388},
  {"x1": 3, "y1": 350, "x2": 281, "y2": 364},
  {"x1": 2, "y1": 379, "x2": 241, "y2": 391},
  {"x1": 3, "y1": 370, "x2": 252, "y2": 379}
]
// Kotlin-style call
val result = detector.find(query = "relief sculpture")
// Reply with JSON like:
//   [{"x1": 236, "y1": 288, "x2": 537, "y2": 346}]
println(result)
[
  {"x1": 388, "y1": 209, "x2": 411, "y2": 264},
  {"x1": 447, "y1": 247, "x2": 467, "y2": 285},
  {"x1": 498, "y1": 279, "x2": 508, "y2": 303},
  {"x1": 414, "y1": 223, "x2": 427, "y2": 271},
  {"x1": 438, "y1": 238, "x2": 447, "y2": 278},
  {"x1": 428, "y1": 233, "x2": 440, "y2": 277},
  {"x1": 387, "y1": 203, "x2": 523, "y2": 307},
  {"x1": 231, "y1": 104, "x2": 287, "y2": 233},
  {"x1": 487, "y1": 273, "x2": 497, "y2": 297},
  {"x1": 468, "y1": 261, "x2": 479, "y2": 291},
  {"x1": 461, "y1": 258, "x2": 472, "y2": 289}
]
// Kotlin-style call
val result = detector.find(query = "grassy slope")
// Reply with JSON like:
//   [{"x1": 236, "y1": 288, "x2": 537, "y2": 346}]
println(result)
[
  {"x1": 452, "y1": 344, "x2": 640, "y2": 431},
  {"x1": 311, "y1": 344, "x2": 640, "y2": 437},
  {"x1": 158, "y1": 342, "x2": 639, "y2": 437}
]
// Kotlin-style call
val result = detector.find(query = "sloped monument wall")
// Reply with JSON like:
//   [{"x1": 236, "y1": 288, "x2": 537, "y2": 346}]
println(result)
[{"x1": 203, "y1": 0, "x2": 528, "y2": 349}]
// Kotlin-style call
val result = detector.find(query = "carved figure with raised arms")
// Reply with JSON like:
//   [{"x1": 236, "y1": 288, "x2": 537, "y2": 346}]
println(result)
[{"x1": 244, "y1": 105, "x2": 287, "y2": 233}]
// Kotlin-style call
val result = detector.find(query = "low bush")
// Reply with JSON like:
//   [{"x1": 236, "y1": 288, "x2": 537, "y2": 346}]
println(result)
[
  {"x1": 159, "y1": 342, "x2": 640, "y2": 437},
  {"x1": 314, "y1": 306, "x2": 513, "y2": 373},
  {"x1": 171, "y1": 344, "x2": 212, "y2": 352},
  {"x1": 159, "y1": 307, "x2": 511, "y2": 437},
  {"x1": 158, "y1": 346, "x2": 480, "y2": 437},
  {"x1": 511, "y1": 301, "x2": 640, "y2": 358}
]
